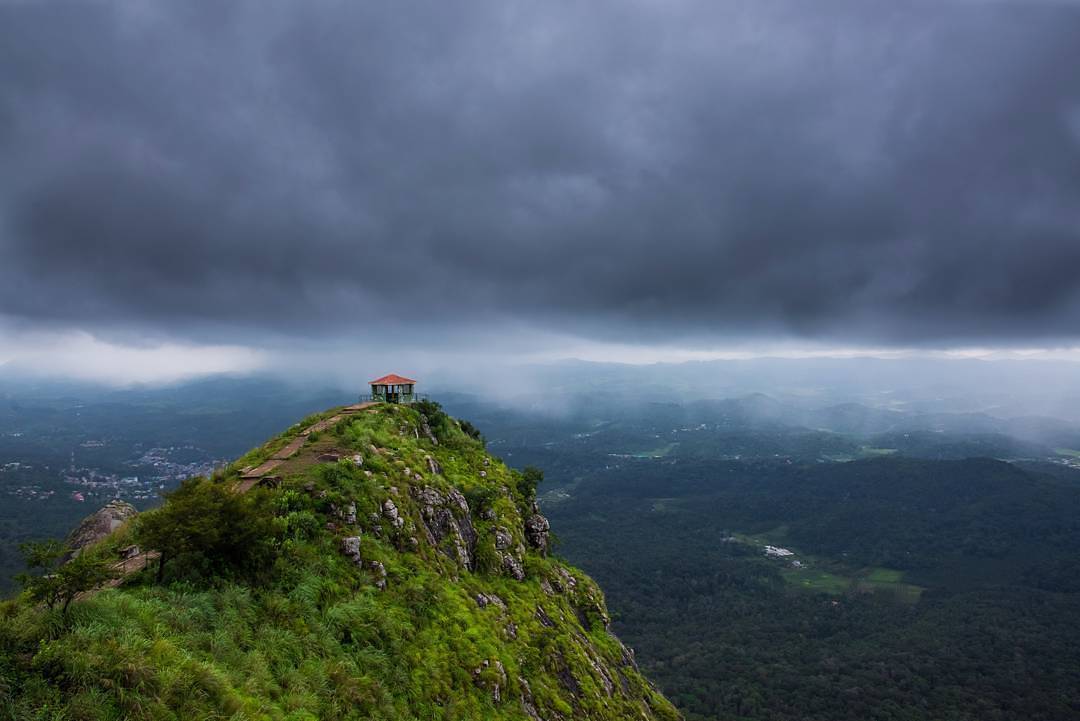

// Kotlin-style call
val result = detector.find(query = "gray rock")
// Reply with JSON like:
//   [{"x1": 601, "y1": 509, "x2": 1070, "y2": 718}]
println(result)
[
  {"x1": 341, "y1": 536, "x2": 362, "y2": 565},
  {"x1": 502, "y1": 553, "x2": 526, "y2": 581},
  {"x1": 332, "y1": 502, "x2": 357, "y2": 525},
  {"x1": 425, "y1": 455, "x2": 442, "y2": 475},
  {"x1": 447, "y1": 487, "x2": 470, "y2": 515},
  {"x1": 420, "y1": 420, "x2": 439, "y2": 446},
  {"x1": 524, "y1": 514, "x2": 551, "y2": 555},
  {"x1": 382, "y1": 499, "x2": 404, "y2": 529},
  {"x1": 369, "y1": 560, "x2": 387, "y2": 589},
  {"x1": 65, "y1": 500, "x2": 138, "y2": 560},
  {"x1": 535, "y1": 605, "x2": 556, "y2": 628},
  {"x1": 411, "y1": 485, "x2": 477, "y2": 570},
  {"x1": 494, "y1": 526, "x2": 513, "y2": 550},
  {"x1": 474, "y1": 592, "x2": 507, "y2": 610},
  {"x1": 518, "y1": 677, "x2": 541, "y2": 720},
  {"x1": 472, "y1": 659, "x2": 507, "y2": 703}
]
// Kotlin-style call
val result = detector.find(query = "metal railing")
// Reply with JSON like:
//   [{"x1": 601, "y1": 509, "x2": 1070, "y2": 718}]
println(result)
[{"x1": 363, "y1": 393, "x2": 430, "y2": 404}]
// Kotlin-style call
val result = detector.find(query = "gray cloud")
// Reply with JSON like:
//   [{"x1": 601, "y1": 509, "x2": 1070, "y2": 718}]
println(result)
[{"x1": 2, "y1": 0, "x2": 1080, "y2": 350}]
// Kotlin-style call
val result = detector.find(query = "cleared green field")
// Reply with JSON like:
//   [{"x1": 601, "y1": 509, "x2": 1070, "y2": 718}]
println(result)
[
  {"x1": 856, "y1": 567, "x2": 924, "y2": 603},
  {"x1": 632, "y1": 443, "x2": 677, "y2": 458},
  {"x1": 780, "y1": 567, "x2": 851, "y2": 595},
  {"x1": 650, "y1": 498, "x2": 681, "y2": 512},
  {"x1": 865, "y1": 567, "x2": 904, "y2": 583},
  {"x1": 734, "y1": 537, "x2": 923, "y2": 602},
  {"x1": 859, "y1": 446, "x2": 899, "y2": 456}
]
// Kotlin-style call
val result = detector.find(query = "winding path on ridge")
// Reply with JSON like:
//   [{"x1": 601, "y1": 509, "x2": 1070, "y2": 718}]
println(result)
[
  {"x1": 234, "y1": 401, "x2": 378, "y2": 491},
  {"x1": 99, "y1": 401, "x2": 381, "y2": 588}
]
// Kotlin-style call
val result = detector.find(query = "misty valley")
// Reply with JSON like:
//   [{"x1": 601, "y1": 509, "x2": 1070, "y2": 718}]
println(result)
[{"x1": 3, "y1": 372, "x2": 1080, "y2": 719}]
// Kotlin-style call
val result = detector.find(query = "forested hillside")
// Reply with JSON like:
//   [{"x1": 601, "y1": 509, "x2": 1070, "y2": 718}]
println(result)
[{"x1": 545, "y1": 456, "x2": 1080, "y2": 720}]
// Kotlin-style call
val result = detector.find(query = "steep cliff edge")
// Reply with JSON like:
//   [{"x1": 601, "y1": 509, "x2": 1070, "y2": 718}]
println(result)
[{"x1": 0, "y1": 401, "x2": 680, "y2": 721}]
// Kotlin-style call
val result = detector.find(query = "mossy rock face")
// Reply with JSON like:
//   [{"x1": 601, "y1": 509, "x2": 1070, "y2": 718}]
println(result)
[{"x1": 0, "y1": 403, "x2": 681, "y2": 721}]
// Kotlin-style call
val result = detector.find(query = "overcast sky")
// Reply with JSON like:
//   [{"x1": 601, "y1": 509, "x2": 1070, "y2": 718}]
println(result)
[{"x1": 2, "y1": 0, "x2": 1080, "y2": 382}]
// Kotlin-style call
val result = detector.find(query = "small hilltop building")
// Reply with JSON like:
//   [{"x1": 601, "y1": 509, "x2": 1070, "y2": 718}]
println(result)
[{"x1": 369, "y1": 373, "x2": 419, "y2": 404}]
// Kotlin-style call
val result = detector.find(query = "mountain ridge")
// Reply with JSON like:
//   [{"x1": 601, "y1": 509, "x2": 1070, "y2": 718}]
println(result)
[{"x1": 0, "y1": 401, "x2": 679, "y2": 720}]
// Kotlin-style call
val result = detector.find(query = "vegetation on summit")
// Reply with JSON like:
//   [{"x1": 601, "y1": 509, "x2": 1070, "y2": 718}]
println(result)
[{"x1": 0, "y1": 402, "x2": 678, "y2": 721}]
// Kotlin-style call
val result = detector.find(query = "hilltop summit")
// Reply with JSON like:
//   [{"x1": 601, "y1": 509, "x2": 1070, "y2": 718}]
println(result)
[{"x1": 0, "y1": 400, "x2": 679, "y2": 721}]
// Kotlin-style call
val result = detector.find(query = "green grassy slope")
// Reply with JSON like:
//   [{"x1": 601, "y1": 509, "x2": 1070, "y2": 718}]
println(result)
[{"x1": 0, "y1": 403, "x2": 679, "y2": 721}]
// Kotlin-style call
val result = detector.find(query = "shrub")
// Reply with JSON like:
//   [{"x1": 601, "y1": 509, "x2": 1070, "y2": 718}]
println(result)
[
  {"x1": 16, "y1": 541, "x2": 117, "y2": 614},
  {"x1": 518, "y1": 466, "x2": 544, "y2": 501},
  {"x1": 135, "y1": 478, "x2": 278, "y2": 584},
  {"x1": 458, "y1": 419, "x2": 485, "y2": 444}
]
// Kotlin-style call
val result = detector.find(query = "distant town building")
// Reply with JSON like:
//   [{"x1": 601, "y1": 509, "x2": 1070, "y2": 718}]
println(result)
[
  {"x1": 369, "y1": 374, "x2": 419, "y2": 404},
  {"x1": 764, "y1": 545, "x2": 795, "y2": 558}
]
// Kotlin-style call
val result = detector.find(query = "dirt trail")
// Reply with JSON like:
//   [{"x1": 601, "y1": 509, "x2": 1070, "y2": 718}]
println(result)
[
  {"x1": 90, "y1": 401, "x2": 382, "y2": 594},
  {"x1": 239, "y1": 401, "x2": 378, "y2": 481}
]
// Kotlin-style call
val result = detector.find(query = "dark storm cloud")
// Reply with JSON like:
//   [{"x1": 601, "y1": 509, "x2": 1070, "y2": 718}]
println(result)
[{"x1": 2, "y1": 0, "x2": 1080, "y2": 348}]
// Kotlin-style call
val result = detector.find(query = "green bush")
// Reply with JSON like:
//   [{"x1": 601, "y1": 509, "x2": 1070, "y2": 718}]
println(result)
[
  {"x1": 135, "y1": 478, "x2": 278, "y2": 584},
  {"x1": 16, "y1": 541, "x2": 117, "y2": 614}
]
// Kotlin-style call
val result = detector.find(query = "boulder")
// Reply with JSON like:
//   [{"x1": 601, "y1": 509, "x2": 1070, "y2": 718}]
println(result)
[
  {"x1": 342, "y1": 536, "x2": 362, "y2": 565},
  {"x1": 501, "y1": 553, "x2": 526, "y2": 581},
  {"x1": 382, "y1": 499, "x2": 404, "y2": 529},
  {"x1": 65, "y1": 500, "x2": 138, "y2": 559},
  {"x1": 524, "y1": 514, "x2": 550, "y2": 555},
  {"x1": 494, "y1": 526, "x2": 513, "y2": 551}
]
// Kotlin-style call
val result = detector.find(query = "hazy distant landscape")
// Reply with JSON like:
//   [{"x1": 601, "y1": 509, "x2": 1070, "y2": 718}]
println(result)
[{"x1": 5, "y1": 360, "x2": 1080, "y2": 719}]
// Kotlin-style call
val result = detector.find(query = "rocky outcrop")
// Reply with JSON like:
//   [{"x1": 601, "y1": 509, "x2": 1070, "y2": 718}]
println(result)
[
  {"x1": 369, "y1": 560, "x2": 387, "y2": 589},
  {"x1": 472, "y1": 658, "x2": 508, "y2": 703},
  {"x1": 494, "y1": 526, "x2": 514, "y2": 550},
  {"x1": 501, "y1": 553, "x2": 526, "y2": 580},
  {"x1": 518, "y1": 676, "x2": 544, "y2": 721},
  {"x1": 64, "y1": 500, "x2": 138, "y2": 559},
  {"x1": 382, "y1": 499, "x2": 404, "y2": 529},
  {"x1": 474, "y1": 592, "x2": 507, "y2": 610},
  {"x1": 412, "y1": 485, "x2": 477, "y2": 569},
  {"x1": 342, "y1": 536, "x2": 362, "y2": 565},
  {"x1": 524, "y1": 513, "x2": 551, "y2": 555}
]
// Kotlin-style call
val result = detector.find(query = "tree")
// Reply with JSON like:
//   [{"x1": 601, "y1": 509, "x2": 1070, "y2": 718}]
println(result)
[
  {"x1": 16, "y1": 540, "x2": 117, "y2": 613},
  {"x1": 136, "y1": 477, "x2": 277, "y2": 583},
  {"x1": 519, "y1": 466, "x2": 544, "y2": 499},
  {"x1": 458, "y1": 419, "x2": 485, "y2": 444}
]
